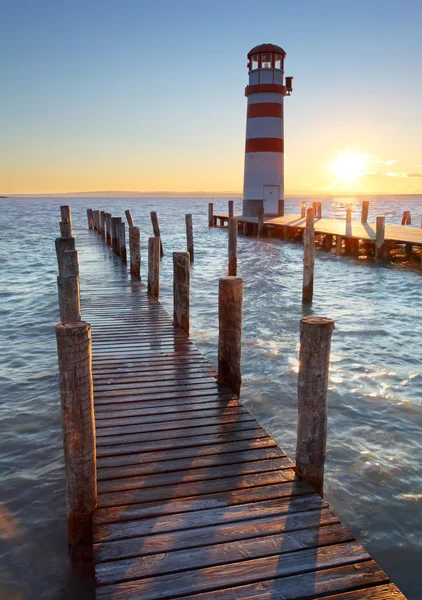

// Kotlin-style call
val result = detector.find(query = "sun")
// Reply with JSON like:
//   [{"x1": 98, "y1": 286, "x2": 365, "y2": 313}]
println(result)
[{"x1": 329, "y1": 151, "x2": 369, "y2": 188}]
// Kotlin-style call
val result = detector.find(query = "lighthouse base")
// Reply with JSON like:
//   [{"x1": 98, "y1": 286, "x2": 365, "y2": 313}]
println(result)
[{"x1": 242, "y1": 199, "x2": 285, "y2": 218}]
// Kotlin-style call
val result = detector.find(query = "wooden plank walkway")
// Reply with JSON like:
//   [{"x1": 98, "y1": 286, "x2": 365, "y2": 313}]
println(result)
[
  {"x1": 78, "y1": 228, "x2": 406, "y2": 600},
  {"x1": 214, "y1": 213, "x2": 422, "y2": 245}
]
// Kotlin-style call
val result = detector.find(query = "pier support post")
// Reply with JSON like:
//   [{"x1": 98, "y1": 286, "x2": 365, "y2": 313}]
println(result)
[
  {"x1": 111, "y1": 217, "x2": 119, "y2": 254},
  {"x1": 301, "y1": 202, "x2": 306, "y2": 218},
  {"x1": 148, "y1": 237, "x2": 160, "y2": 299},
  {"x1": 228, "y1": 200, "x2": 234, "y2": 219},
  {"x1": 105, "y1": 213, "x2": 112, "y2": 246},
  {"x1": 228, "y1": 217, "x2": 238, "y2": 276},
  {"x1": 302, "y1": 209, "x2": 315, "y2": 304},
  {"x1": 316, "y1": 202, "x2": 322, "y2": 219},
  {"x1": 218, "y1": 276, "x2": 243, "y2": 397},
  {"x1": 57, "y1": 250, "x2": 81, "y2": 323},
  {"x1": 336, "y1": 236, "x2": 343, "y2": 255},
  {"x1": 361, "y1": 201, "x2": 369, "y2": 224},
  {"x1": 173, "y1": 251, "x2": 190, "y2": 336},
  {"x1": 115, "y1": 217, "x2": 122, "y2": 256},
  {"x1": 346, "y1": 203, "x2": 352, "y2": 223},
  {"x1": 60, "y1": 206, "x2": 72, "y2": 235},
  {"x1": 208, "y1": 203, "x2": 214, "y2": 227},
  {"x1": 56, "y1": 321, "x2": 97, "y2": 563},
  {"x1": 125, "y1": 209, "x2": 134, "y2": 228},
  {"x1": 99, "y1": 210, "x2": 105, "y2": 239},
  {"x1": 375, "y1": 216, "x2": 386, "y2": 260},
  {"x1": 129, "y1": 226, "x2": 141, "y2": 279},
  {"x1": 257, "y1": 207, "x2": 264, "y2": 238},
  {"x1": 185, "y1": 214, "x2": 194, "y2": 262},
  {"x1": 296, "y1": 315, "x2": 334, "y2": 497},
  {"x1": 60, "y1": 219, "x2": 71, "y2": 238},
  {"x1": 278, "y1": 199, "x2": 285, "y2": 217},
  {"x1": 150, "y1": 211, "x2": 164, "y2": 258},
  {"x1": 119, "y1": 222, "x2": 127, "y2": 264},
  {"x1": 323, "y1": 234, "x2": 333, "y2": 251},
  {"x1": 87, "y1": 209, "x2": 93, "y2": 229},
  {"x1": 55, "y1": 237, "x2": 76, "y2": 275}
]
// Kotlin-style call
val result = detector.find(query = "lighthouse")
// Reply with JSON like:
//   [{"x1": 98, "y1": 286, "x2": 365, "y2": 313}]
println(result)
[{"x1": 242, "y1": 44, "x2": 293, "y2": 217}]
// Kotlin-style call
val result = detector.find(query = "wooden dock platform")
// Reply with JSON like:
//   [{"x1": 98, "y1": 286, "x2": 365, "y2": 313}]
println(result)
[{"x1": 76, "y1": 227, "x2": 406, "y2": 599}]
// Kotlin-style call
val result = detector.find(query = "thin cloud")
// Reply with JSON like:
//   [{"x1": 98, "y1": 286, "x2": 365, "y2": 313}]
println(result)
[
  {"x1": 386, "y1": 171, "x2": 422, "y2": 178},
  {"x1": 371, "y1": 159, "x2": 398, "y2": 165},
  {"x1": 407, "y1": 172, "x2": 422, "y2": 178}
]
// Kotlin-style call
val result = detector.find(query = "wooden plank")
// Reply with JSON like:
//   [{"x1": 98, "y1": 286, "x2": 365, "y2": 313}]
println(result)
[
  {"x1": 316, "y1": 584, "x2": 407, "y2": 600},
  {"x1": 94, "y1": 398, "x2": 243, "y2": 420}
]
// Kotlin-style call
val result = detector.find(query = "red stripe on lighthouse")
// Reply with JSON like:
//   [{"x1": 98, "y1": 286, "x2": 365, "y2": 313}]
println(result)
[
  {"x1": 247, "y1": 103, "x2": 283, "y2": 118},
  {"x1": 245, "y1": 138, "x2": 284, "y2": 153}
]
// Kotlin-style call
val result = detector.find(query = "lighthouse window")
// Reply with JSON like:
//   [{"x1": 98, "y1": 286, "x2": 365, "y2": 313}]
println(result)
[
  {"x1": 261, "y1": 53, "x2": 272, "y2": 68},
  {"x1": 274, "y1": 54, "x2": 282, "y2": 69},
  {"x1": 251, "y1": 55, "x2": 259, "y2": 70}
]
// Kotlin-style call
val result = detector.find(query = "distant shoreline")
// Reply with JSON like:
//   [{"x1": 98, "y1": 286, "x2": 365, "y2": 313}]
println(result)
[{"x1": 3, "y1": 192, "x2": 422, "y2": 199}]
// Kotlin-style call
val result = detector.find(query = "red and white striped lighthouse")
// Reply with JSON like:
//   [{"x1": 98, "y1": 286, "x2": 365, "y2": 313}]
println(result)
[{"x1": 242, "y1": 43, "x2": 293, "y2": 217}]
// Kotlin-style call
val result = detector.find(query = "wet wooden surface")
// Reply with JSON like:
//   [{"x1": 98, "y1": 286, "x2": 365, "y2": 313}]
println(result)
[{"x1": 77, "y1": 228, "x2": 406, "y2": 599}]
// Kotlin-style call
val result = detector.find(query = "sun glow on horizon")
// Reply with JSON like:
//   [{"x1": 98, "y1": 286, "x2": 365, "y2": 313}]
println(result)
[{"x1": 329, "y1": 151, "x2": 370, "y2": 189}]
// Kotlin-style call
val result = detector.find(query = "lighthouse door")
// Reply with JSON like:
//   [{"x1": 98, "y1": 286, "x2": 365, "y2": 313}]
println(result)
[{"x1": 263, "y1": 185, "x2": 279, "y2": 215}]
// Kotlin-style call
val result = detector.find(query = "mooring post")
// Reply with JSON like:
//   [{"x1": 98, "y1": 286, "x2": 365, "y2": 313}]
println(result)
[
  {"x1": 87, "y1": 209, "x2": 93, "y2": 229},
  {"x1": 346, "y1": 203, "x2": 352, "y2": 223},
  {"x1": 361, "y1": 201, "x2": 369, "y2": 224},
  {"x1": 208, "y1": 202, "x2": 214, "y2": 227},
  {"x1": 119, "y1": 222, "x2": 127, "y2": 264},
  {"x1": 60, "y1": 206, "x2": 72, "y2": 235},
  {"x1": 401, "y1": 210, "x2": 411, "y2": 225},
  {"x1": 312, "y1": 201, "x2": 317, "y2": 215},
  {"x1": 150, "y1": 211, "x2": 164, "y2": 258},
  {"x1": 173, "y1": 251, "x2": 190, "y2": 336},
  {"x1": 60, "y1": 219, "x2": 71, "y2": 238},
  {"x1": 317, "y1": 202, "x2": 322, "y2": 219},
  {"x1": 57, "y1": 250, "x2": 81, "y2": 323},
  {"x1": 129, "y1": 226, "x2": 141, "y2": 279},
  {"x1": 228, "y1": 200, "x2": 234, "y2": 219},
  {"x1": 56, "y1": 321, "x2": 97, "y2": 564},
  {"x1": 228, "y1": 217, "x2": 238, "y2": 276},
  {"x1": 375, "y1": 216, "x2": 385, "y2": 260},
  {"x1": 301, "y1": 201, "x2": 306, "y2": 218},
  {"x1": 302, "y1": 208, "x2": 315, "y2": 304},
  {"x1": 55, "y1": 237, "x2": 76, "y2": 275},
  {"x1": 257, "y1": 206, "x2": 264, "y2": 238},
  {"x1": 125, "y1": 209, "x2": 135, "y2": 228},
  {"x1": 148, "y1": 237, "x2": 160, "y2": 298},
  {"x1": 185, "y1": 214, "x2": 194, "y2": 262},
  {"x1": 218, "y1": 276, "x2": 243, "y2": 397},
  {"x1": 296, "y1": 315, "x2": 334, "y2": 497}
]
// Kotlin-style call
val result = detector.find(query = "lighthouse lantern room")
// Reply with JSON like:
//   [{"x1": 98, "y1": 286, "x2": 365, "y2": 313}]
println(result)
[{"x1": 242, "y1": 43, "x2": 293, "y2": 218}]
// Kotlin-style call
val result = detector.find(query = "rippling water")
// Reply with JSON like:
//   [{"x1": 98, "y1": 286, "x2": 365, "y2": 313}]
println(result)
[{"x1": 0, "y1": 196, "x2": 421, "y2": 599}]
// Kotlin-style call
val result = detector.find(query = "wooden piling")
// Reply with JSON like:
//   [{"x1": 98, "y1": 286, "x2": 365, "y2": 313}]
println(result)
[
  {"x1": 208, "y1": 203, "x2": 214, "y2": 227},
  {"x1": 228, "y1": 200, "x2": 234, "y2": 219},
  {"x1": 111, "y1": 217, "x2": 119, "y2": 254},
  {"x1": 173, "y1": 251, "x2": 190, "y2": 336},
  {"x1": 317, "y1": 202, "x2": 322, "y2": 219},
  {"x1": 60, "y1": 206, "x2": 72, "y2": 235},
  {"x1": 56, "y1": 321, "x2": 97, "y2": 560},
  {"x1": 278, "y1": 199, "x2": 285, "y2": 217},
  {"x1": 296, "y1": 315, "x2": 334, "y2": 497},
  {"x1": 301, "y1": 201, "x2": 306, "y2": 218},
  {"x1": 228, "y1": 217, "x2": 238, "y2": 276},
  {"x1": 323, "y1": 233, "x2": 333, "y2": 251},
  {"x1": 302, "y1": 208, "x2": 315, "y2": 304},
  {"x1": 57, "y1": 250, "x2": 81, "y2": 323},
  {"x1": 375, "y1": 216, "x2": 385, "y2": 260},
  {"x1": 55, "y1": 237, "x2": 76, "y2": 275},
  {"x1": 185, "y1": 214, "x2": 194, "y2": 262},
  {"x1": 361, "y1": 201, "x2": 369, "y2": 224},
  {"x1": 60, "y1": 219, "x2": 71, "y2": 238},
  {"x1": 129, "y1": 226, "x2": 141, "y2": 279},
  {"x1": 218, "y1": 276, "x2": 243, "y2": 397},
  {"x1": 125, "y1": 209, "x2": 135, "y2": 228},
  {"x1": 336, "y1": 236, "x2": 343, "y2": 255},
  {"x1": 92, "y1": 210, "x2": 100, "y2": 231},
  {"x1": 87, "y1": 209, "x2": 93, "y2": 229},
  {"x1": 105, "y1": 213, "x2": 112, "y2": 246},
  {"x1": 148, "y1": 237, "x2": 160, "y2": 299},
  {"x1": 401, "y1": 210, "x2": 411, "y2": 225},
  {"x1": 119, "y1": 222, "x2": 127, "y2": 264},
  {"x1": 257, "y1": 206, "x2": 264, "y2": 238},
  {"x1": 100, "y1": 210, "x2": 105, "y2": 238},
  {"x1": 346, "y1": 203, "x2": 352, "y2": 223},
  {"x1": 115, "y1": 217, "x2": 122, "y2": 256},
  {"x1": 150, "y1": 211, "x2": 164, "y2": 257}
]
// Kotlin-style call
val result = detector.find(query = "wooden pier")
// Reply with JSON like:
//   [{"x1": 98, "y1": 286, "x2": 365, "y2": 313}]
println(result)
[{"x1": 55, "y1": 207, "x2": 407, "y2": 599}]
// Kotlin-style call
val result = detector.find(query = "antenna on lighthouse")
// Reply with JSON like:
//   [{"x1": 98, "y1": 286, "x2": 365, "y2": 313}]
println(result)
[{"x1": 242, "y1": 43, "x2": 293, "y2": 218}]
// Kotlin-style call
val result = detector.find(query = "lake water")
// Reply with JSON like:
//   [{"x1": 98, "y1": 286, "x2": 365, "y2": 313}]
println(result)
[{"x1": 0, "y1": 195, "x2": 421, "y2": 599}]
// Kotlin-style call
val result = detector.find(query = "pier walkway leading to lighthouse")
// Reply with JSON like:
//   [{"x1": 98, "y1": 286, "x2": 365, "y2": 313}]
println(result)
[{"x1": 77, "y1": 227, "x2": 406, "y2": 600}]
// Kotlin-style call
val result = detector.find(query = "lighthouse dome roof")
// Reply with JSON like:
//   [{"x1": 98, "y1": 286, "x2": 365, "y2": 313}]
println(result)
[{"x1": 248, "y1": 43, "x2": 286, "y2": 57}]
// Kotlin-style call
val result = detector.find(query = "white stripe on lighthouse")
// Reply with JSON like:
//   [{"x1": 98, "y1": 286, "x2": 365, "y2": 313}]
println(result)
[{"x1": 246, "y1": 117, "x2": 283, "y2": 139}]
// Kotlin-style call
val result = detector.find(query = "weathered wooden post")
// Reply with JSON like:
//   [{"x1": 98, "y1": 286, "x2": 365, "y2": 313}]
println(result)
[
  {"x1": 119, "y1": 222, "x2": 127, "y2": 264},
  {"x1": 361, "y1": 200, "x2": 369, "y2": 224},
  {"x1": 278, "y1": 199, "x2": 285, "y2": 217},
  {"x1": 302, "y1": 208, "x2": 315, "y2": 304},
  {"x1": 296, "y1": 315, "x2": 335, "y2": 497},
  {"x1": 56, "y1": 321, "x2": 97, "y2": 563},
  {"x1": 401, "y1": 210, "x2": 411, "y2": 225},
  {"x1": 105, "y1": 213, "x2": 112, "y2": 246},
  {"x1": 228, "y1": 200, "x2": 234, "y2": 219},
  {"x1": 87, "y1": 209, "x2": 93, "y2": 229},
  {"x1": 173, "y1": 251, "x2": 190, "y2": 336},
  {"x1": 110, "y1": 217, "x2": 119, "y2": 254},
  {"x1": 55, "y1": 237, "x2": 76, "y2": 275},
  {"x1": 60, "y1": 206, "x2": 72, "y2": 235},
  {"x1": 228, "y1": 218, "x2": 238, "y2": 276},
  {"x1": 57, "y1": 250, "x2": 81, "y2": 323},
  {"x1": 150, "y1": 211, "x2": 164, "y2": 257},
  {"x1": 301, "y1": 201, "x2": 306, "y2": 218},
  {"x1": 312, "y1": 201, "x2": 318, "y2": 215},
  {"x1": 208, "y1": 202, "x2": 214, "y2": 227},
  {"x1": 125, "y1": 209, "x2": 135, "y2": 228},
  {"x1": 323, "y1": 234, "x2": 333, "y2": 251},
  {"x1": 317, "y1": 202, "x2": 322, "y2": 219},
  {"x1": 336, "y1": 236, "x2": 343, "y2": 255},
  {"x1": 129, "y1": 226, "x2": 141, "y2": 279},
  {"x1": 92, "y1": 210, "x2": 99, "y2": 231},
  {"x1": 60, "y1": 219, "x2": 71, "y2": 238},
  {"x1": 100, "y1": 210, "x2": 105, "y2": 239},
  {"x1": 148, "y1": 237, "x2": 160, "y2": 298},
  {"x1": 185, "y1": 214, "x2": 194, "y2": 262},
  {"x1": 218, "y1": 276, "x2": 243, "y2": 397},
  {"x1": 257, "y1": 206, "x2": 264, "y2": 238},
  {"x1": 346, "y1": 203, "x2": 352, "y2": 223},
  {"x1": 375, "y1": 216, "x2": 385, "y2": 260}
]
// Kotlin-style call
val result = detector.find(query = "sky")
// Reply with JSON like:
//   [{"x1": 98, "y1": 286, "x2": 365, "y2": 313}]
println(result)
[{"x1": 1, "y1": 0, "x2": 421, "y2": 196}]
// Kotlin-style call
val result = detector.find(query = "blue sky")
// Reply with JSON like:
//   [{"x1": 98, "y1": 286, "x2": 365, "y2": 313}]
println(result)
[{"x1": 1, "y1": 0, "x2": 421, "y2": 194}]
